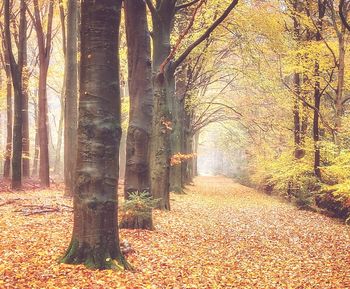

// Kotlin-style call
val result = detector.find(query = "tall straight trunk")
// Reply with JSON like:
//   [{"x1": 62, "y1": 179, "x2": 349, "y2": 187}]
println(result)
[
  {"x1": 32, "y1": 0, "x2": 54, "y2": 187},
  {"x1": 313, "y1": 3, "x2": 324, "y2": 179},
  {"x1": 38, "y1": 62, "x2": 50, "y2": 186},
  {"x1": 334, "y1": 27, "x2": 346, "y2": 143},
  {"x1": 193, "y1": 131, "x2": 199, "y2": 177},
  {"x1": 31, "y1": 95, "x2": 39, "y2": 177},
  {"x1": 293, "y1": 73, "x2": 305, "y2": 159},
  {"x1": 122, "y1": 0, "x2": 153, "y2": 230},
  {"x1": 54, "y1": 97, "x2": 64, "y2": 174},
  {"x1": 170, "y1": 64, "x2": 187, "y2": 193},
  {"x1": 61, "y1": 0, "x2": 129, "y2": 270},
  {"x1": 182, "y1": 112, "x2": 193, "y2": 184},
  {"x1": 3, "y1": 58, "x2": 12, "y2": 179},
  {"x1": 64, "y1": 0, "x2": 78, "y2": 196},
  {"x1": 291, "y1": 0, "x2": 305, "y2": 159},
  {"x1": 149, "y1": 12, "x2": 173, "y2": 211},
  {"x1": 4, "y1": 0, "x2": 26, "y2": 189},
  {"x1": 22, "y1": 10, "x2": 29, "y2": 178}
]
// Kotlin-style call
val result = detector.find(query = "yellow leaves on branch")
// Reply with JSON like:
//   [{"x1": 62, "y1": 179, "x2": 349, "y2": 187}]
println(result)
[{"x1": 170, "y1": 153, "x2": 196, "y2": 166}]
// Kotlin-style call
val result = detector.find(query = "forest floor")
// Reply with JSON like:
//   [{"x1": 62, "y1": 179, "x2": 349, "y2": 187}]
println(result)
[{"x1": 0, "y1": 176, "x2": 349, "y2": 289}]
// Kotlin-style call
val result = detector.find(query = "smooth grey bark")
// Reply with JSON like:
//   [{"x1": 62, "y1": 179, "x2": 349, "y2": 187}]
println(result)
[
  {"x1": 122, "y1": 0, "x2": 154, "y2": 230},
  {"x1": 61, "y1": 0, "x2": 129, "y2": 270}
]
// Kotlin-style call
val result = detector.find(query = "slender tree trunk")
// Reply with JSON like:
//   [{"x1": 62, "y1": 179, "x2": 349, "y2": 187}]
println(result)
[
  {"x1": 313, "y1": 6, "x2": 324, "y2": 180},
  {"x1": 61, "y1": 0, "x2": 129, "y2": 270},
  {"x1": 22, "y1": 10, "x2": 29, "y2": 178},
  {"x1": 32, "y1": 0, "x2": 54, "y2": 187},
  {"x1": 3, "y1": 59, "x2": 12, "y2": 179},
  {"x1": 193, "y1": 131, "x2": 199, "y2": 177},
  {"x1": 121, "y1": 0, "x2": 153, "y2": 230},
  {"x1": 170, "y1": 64, "x2": 187, "y2": 193},
  {"x1": 31, "y1": 95, "x2": 39, "y2": 177},
  {"x1": 54, "y1": 96, "x2": 64, "y2": 175},
  {"x1": 64, "y1": 0, "x2": 78, "y2": 196},
  {"x1": 38, "y1": 62, "x2": 50, "y2": 186},
  {"x1": 334, "y1": 28, "x2": 346, "y2": 143}
]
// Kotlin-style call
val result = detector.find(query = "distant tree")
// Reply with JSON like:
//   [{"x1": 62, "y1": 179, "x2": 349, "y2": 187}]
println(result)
[
  {"x1": 29, "y1": 0, "x2": 55, "y2": 187},
  {"x1": 61, "y1": 0, "x2": 129, "y2": 269}
]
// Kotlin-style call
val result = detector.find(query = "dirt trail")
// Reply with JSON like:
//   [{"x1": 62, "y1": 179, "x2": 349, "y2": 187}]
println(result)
[
  {"x1": 0, "y1": 176, "x2": 349, "y2": 288},
  {"x1": 159, "y1": 176, "x2": 350, "y2": 288}
]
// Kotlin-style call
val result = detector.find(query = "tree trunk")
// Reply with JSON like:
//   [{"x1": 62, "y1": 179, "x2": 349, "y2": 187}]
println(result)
[
  {"x1": 313, "y1": 7, "x2": 324, "y2": 180},
  {"x1": 61, "y1": 0, "x2": 129, "y2": 270},
  {"x1": 64, "y1": 0, "x2": 78, "y2": 196},
  {"x1": 32, "y1": 95, "x2": 39, "y2": 177},
  {"x1": 3, "y1": 57, "x2": 12, "y2": 179},
  {"x1": 170, "y1": 64, "x2": 187, "y2": 193},
  {"x1": 334, "y1": 27, "x2": 346, "y2": 144},
  {"x1": 4, "y1": 0, "x2": 25, "y2": 189},
  {"x1": 193, "y1": 131, "x2": 199, "y2": 177},
  {"x1": 32, "y1": 0, "x2": 54, "y2": 188},
  {"x1": 21, "y1": 5, "x2": 29, "y2": 179},
  {"x1": 149, "y1": 12, "x2": 173, "y2": 211},
  {"x1": 121, "y1": 0, "x2": 153, "y2": 230},
  {"x1": 54, "y1": 96, "x2": 64, "y2": 175},
  {"x1": 38, "y1": 62, "x2": 50, "y2": 186}
]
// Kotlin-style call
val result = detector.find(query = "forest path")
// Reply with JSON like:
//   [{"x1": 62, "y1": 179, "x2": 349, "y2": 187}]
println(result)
[
  {"x1": 0, "y1": 176, "x2": 349, "y2": 288},
  {"x1": 146, "y1": 176, "x2": 350, "y2": 288}
]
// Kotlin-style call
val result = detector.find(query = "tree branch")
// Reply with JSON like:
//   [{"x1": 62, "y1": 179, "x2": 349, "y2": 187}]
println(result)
[
  {"x1": 339, "y1": 0, "x2": 350, "y2": 32},
  {"x1": 172, "y1": 0, "x2": 238, "y2": 71},
  {"x1": 175, "y1": 0, "x2": 200, "y2": 11},
  {"x1": 145, "y1": 0, "x2": 158, "y2": 18}
]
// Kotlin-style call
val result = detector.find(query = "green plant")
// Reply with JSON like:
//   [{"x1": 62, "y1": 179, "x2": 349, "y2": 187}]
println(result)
[{"x1": 121, "y1": 191, "x2": 159, "y2": 220}]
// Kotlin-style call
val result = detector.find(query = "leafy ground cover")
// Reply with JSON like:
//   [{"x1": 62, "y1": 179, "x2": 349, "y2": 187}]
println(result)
[{"x1": 0, "y1": 176, "x2": 349, "y2": 288}]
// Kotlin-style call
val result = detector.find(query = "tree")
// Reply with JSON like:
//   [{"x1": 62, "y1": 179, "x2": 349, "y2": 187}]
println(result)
[
  {"x1": 0, "y1": 34, "x2": 12, "y2": 179},
  {"x1": 146, "y1": 0, "x2": 239, "y2": 210},
  {"x1": 121, "y1": 0, "x2": 153, "y2": 229},
  {"x1": 63, "y1": 0, "x2": 78, "y2": 196},
  {"x1": 29, "y1": 0, "x2": 54, "y2": 187},
  {"x1": 61, "y1": 0, "x2": 129, "y2": 270},
  {"x1": 4, "y1": 0, "x2": 26, "y2": 189}
]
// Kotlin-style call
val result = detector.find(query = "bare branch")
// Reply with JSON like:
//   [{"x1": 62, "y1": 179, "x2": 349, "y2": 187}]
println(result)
[{"x1": 172, "y1": 0, "x2": 238, "y2": 71}]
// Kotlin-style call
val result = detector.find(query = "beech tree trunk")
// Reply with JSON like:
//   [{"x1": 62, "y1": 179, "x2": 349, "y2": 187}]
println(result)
[
  {"x1": 149, "y1": 5, "x2": 174, "y2": 211},
  {"x1": 61, "y1": 0, "x2": 129, "y2": 270},
  {"x1": 170, "y1": 64, "x2": 187, "y2": 193},
  {"x1": 121, "y1": 0, "x2": 154, "y2": 229},
  {"x1": 64, "y1": 0, "x2": 78, "y2": 196}
]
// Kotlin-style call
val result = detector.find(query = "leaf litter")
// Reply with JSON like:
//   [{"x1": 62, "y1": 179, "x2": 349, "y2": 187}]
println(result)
[{"x1": 0, "y1": 176, "x2": 349, "y2": 288}]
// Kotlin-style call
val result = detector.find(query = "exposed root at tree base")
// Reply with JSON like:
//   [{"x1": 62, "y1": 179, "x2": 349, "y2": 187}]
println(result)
[{"x1": 60, "y1": 239, "x2": 132, "y2": 270}]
